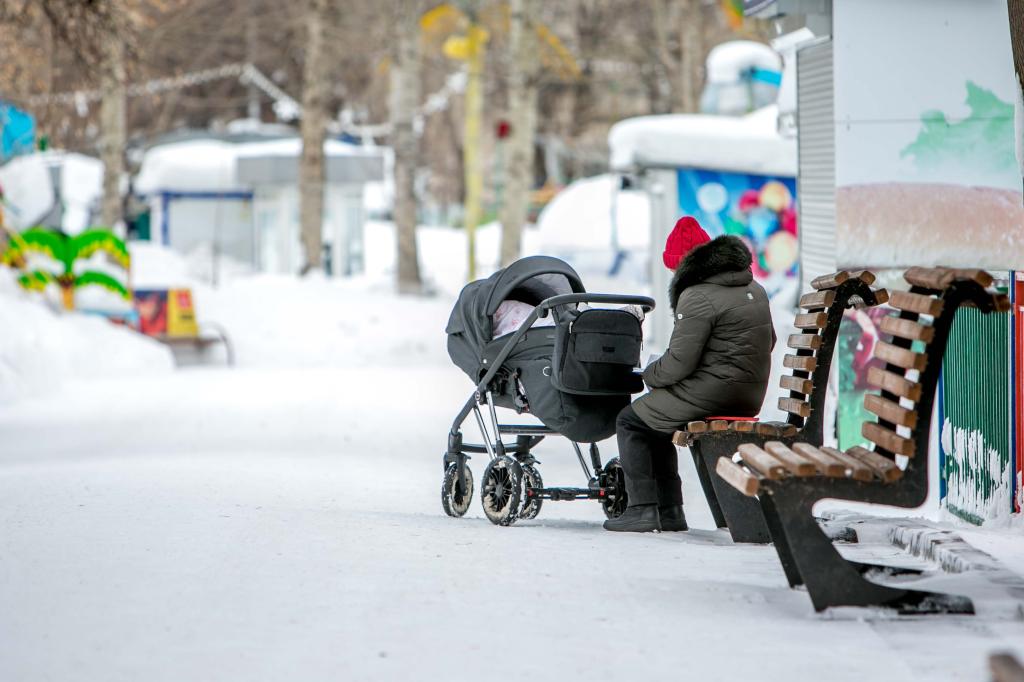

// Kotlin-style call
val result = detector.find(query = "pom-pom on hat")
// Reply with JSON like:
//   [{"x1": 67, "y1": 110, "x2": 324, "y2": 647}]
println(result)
[{"x1": 663, "y1": 216, "x2": 711, "y2": 270}]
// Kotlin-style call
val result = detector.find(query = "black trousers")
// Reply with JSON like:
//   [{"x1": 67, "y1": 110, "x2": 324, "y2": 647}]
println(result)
[{"x1": 615, "y1": 404, "x2": 683, "y2": 508}]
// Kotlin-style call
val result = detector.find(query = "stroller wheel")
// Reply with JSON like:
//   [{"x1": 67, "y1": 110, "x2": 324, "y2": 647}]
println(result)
[
  {"x1": 441, "y1": 463, "x2": 474, "y2": 518},
  {"x1": 519, "y1": 464, "x2": 543, "y2": 521},
  {"x1": 601, "y1": 457, "x2": 628, "y2": 519},
  {"x1": 480, "y1": 456, "x2": 523, "y2": 526}
]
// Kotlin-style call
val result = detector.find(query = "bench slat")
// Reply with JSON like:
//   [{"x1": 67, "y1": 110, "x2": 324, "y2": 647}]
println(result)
[
  {"x1": 862, "y1": 422, "x2": 916, "y2": 457},
  {"x1": 671, "y1": 431, "x2": 690, "y2": 447},
  {"x1": 779, "y1": 375, "x2": 813, "y2": 395},
  {"x1": 851, "y1": 270, "x2": 877, "y2": 285},
  {"x1": 904, "y1": 266, "x2": 955, "y2": 291},
  {"x1": 687, "y1": 421, "x2": 708, "y2": 433},
  {"x1": 787, "y1": 333, "x2": 822, "y2": 350},
  {"x1": 764, "y1": 441, "x2": 817, "y2": 476},
  {"x1": 794, "y1": 312, "x2": 828, "y2": 330},
  {"x1": 791, "y1": 443, "x2": 847, "y2": 477},
  {"x1": 737, "y1": 444, "x2": 787, "y2": 479},
  {"x1": 952, "y1": 268, "x2": 994, "y2": 288},
  {"x1": 731, "y1": 420, "x2": 756, "y2": 432},
  {"x1": 866, "y1": 366, "x2": 923, "y2": 402},
  {"x1": 875, "y1": 341, "x2": 928, "y2": 371},
  {"x1": 810, "y1": 271, "x2": 850, "y2": 290},
  {"x1": 871, "y1": 288, "x2": 890, "y2": 306},
  {"x1": 716, "y1": 458, "x2": 761, "y2": 497},
  {"x1": 890, "y1": 290, "x2": 944, "y2": 317},
  {"x1": 799, "y1": 290, "x2": 836, "y2": 310},
  {"x1": 783, "y1": 354, "x2": 817, "y2": 372},
  {"x1": 709, "y1": 420, "x2": 730, "y2": 431},
  {"x1": 845, "y1": 446, "x2": 903, "y2": 483},
  {"x1": 864, "y1": 394, "x2": 918, "y2": 428},
  {"x1": 778, "y1": 397, "x2": 810, "y2": 418},
  {"x1": 755, "y1": 421, "x2": 798, "y2": 438},
  {"x1": 879, "y1": 316, "x2": 935, "y2": 343},
  {"x1": 820, "y1": 446, "x2": 875, "y2": 481}
]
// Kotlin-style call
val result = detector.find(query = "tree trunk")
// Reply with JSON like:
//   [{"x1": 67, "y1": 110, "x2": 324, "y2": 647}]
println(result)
[
  {"x1": 1010, "y1": 0, "x2": 1024, "y2": 90},
  {"x1": 299, "y1": 0, "x2": 330, "y2": 274},
  {"x1": 61, "y1": 283, "x2": 75, "y2": 311},
  {"x1": 390, "y1": 3, "x2": 422, "y2": 294},
  {"x1": 499, "y1": 0, "x2": 540, "y2": 266},
  {"x1": 678, "y1": 0, "x2": 704, "y2": 113},
  {"x1": 99, "y1": 38, "x2": 126, "y2": 229}
]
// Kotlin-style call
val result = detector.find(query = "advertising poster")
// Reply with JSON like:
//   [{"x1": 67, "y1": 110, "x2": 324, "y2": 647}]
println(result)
[
  {"x1": 134, "y1": 288, "x2": 198, "y2": 338},
  {"x1": 833, "y1": 0, "x2": 1021, "y2": 522},
  {"x1": 833, "y1": 0, "x2": 1022, "y2": 272},
  {"x1": 676, "y1": 168, "x2": 798, "y2": 297}
]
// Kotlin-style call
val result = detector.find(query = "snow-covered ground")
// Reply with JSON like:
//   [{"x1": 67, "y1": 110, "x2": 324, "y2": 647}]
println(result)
[{"x1": 1, "y1": 222, "x2": 1022, "y2": 681}]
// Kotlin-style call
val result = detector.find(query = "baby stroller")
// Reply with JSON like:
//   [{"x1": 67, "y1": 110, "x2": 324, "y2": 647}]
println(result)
[{"x1": 442, "y1": 256, "x2": 655, "y2": 526}]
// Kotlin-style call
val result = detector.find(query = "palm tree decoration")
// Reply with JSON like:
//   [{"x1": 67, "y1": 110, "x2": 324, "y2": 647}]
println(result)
[{"x1": 2, "y1": 227, "x2": 130, "y2": 311}]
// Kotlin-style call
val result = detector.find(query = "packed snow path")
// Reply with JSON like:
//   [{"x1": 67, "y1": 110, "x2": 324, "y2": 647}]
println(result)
[{"x1": 2, "y1": 366, "x2": 1022, "y2": 681}]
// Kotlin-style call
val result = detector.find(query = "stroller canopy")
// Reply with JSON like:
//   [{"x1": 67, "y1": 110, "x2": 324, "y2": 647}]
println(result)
[{"x1": 446, "y1": 256, "x2": 585, "y2": 376}]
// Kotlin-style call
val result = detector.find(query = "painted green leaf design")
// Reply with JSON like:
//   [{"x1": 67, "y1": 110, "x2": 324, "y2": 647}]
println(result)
[
  {"x1": 17, "y1": 269, "x2": 55, "y2": 291},
  {"x1": 900, "y1": 81, "x2": 1015, "y2": 176},
  {"x1": 71, "y1": 229, "x2": 131, "y2": 269},
  {"x1": 74, "y1": 270, "x2": 130, "y2": 299},
  {"x1": 15, "y1": 228, "x2": 71, "y2": 269}
]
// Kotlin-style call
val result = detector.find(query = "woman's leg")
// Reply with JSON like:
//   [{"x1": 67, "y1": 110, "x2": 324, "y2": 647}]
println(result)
[
  {"x1": 615, "y1": 404, "x2": 667, "y2": 507},
  {"x1": 650, "y1": 431, "x2": 683, "y2": 507}
]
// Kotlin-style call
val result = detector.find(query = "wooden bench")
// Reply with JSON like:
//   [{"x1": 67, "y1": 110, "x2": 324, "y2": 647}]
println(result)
[
  {"x1": 672, "y1": 270, "x2": 888, "y2": 543},
  {"x1": 716, "y1": 267, "x2": 1010, "y2": 612},
  {"x1": 154, "y1": 325, "x2": 235, "y2": 367}
]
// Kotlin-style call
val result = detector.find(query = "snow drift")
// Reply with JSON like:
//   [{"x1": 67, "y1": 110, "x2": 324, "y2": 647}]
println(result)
[{"x1": 0, "y1": 271, "x2": 173, "y2": 405}]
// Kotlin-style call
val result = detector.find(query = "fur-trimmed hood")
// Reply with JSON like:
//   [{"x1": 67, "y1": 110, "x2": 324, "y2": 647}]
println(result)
[{"x1": 669, "y1": 235, "x2": 753, "y2": 308}]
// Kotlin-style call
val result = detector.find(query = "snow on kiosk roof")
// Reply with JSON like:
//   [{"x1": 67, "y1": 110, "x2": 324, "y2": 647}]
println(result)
[
  {"x1": 135, "y1": 137, "x2": 383, "y2": 194},
  {"x1": 607, "y1": 105, "x2": 796, "y2": 177}
]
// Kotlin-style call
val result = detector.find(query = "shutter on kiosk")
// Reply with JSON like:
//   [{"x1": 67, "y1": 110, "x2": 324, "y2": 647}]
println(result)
[{"x1": 796, "y1": 39, "x2": 836, "y2": 293}]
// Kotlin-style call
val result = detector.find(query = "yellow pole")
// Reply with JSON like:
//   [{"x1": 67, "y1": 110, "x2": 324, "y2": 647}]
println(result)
[{"x1": 461, "y1": 25, "x2": 487, "y2": 281}]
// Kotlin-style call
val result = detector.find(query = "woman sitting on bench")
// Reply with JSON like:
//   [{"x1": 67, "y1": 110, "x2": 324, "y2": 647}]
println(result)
[{"x1": 604, "y1": 217, "x2": 776, "y2": 533}]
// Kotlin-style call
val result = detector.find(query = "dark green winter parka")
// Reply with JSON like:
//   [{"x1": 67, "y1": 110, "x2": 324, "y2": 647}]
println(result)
[{"x1": 633, "y1": 235, "x2": 776, "y2": 432}]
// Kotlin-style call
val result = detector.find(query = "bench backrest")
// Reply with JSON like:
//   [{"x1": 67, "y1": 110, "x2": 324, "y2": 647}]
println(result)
[
  {"x1": 861, "y1": 267, "x2": 1009, "y2": 485},
  {"x1": 783, "y1": 270, "x2": 889, "y2": 441}
]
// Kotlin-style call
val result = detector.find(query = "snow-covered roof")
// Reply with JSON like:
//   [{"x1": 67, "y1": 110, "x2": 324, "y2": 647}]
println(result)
[
  {"x1": 135, "y1": 137, "x2": 384, "y2": 194},
  {"x1": 234, "y1": 137, "x2": 381, "y2": 159},
  {"x1": 135, "y1": 139, "x2": 244, "y2": 194},
  {"x1": 705, "y1": 40, "x2": 781, "y2": 84},
  {"x1": 607, "y1": 105, "x2": 796, "y2": 176}
]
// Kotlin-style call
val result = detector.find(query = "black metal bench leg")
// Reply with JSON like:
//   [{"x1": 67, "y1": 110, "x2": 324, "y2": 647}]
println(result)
[
  {"x1": 690, "y1": 442, "x2": 727, "y2": 529},
  {"x1": 757, "y1": 493, "x2": 804, "y2": 588},
  {"x1": 769, "y1": 487, "x2": 975, "y2": 614},
  {"x1": 699, "y1": 446, "x2": 772, "y2": 544}
]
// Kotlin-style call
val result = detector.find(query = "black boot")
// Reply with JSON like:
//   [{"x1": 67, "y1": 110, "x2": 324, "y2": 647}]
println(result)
[
  {"x1": 658, "y1": 505, "x2": 688, "y2": 532},
  {"x1": 603, "y1": 504, "x2": 661, "y2": 532}
]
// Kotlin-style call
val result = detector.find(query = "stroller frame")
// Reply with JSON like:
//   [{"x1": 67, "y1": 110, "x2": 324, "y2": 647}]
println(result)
[{"x1": 443, "y1": 292, "x2": 656, "y2": 525}]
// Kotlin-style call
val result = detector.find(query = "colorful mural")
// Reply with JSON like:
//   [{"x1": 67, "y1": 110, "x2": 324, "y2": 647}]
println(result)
[
  {"x1": 832, "y1": 0, "x2": 1020, "y2": 524},
  {"x1": 676, "y1": 168, "x2": 797, "y2": 296}
]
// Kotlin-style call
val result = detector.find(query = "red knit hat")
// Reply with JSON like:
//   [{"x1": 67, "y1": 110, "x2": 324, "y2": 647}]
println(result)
[{"x1": 663, "y1": 216, "x2": 711, "y2": 270}]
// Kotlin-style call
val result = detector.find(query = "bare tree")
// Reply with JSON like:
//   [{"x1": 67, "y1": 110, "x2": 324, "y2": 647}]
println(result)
[
  {"x1": 676, "y1": 0, "x2": 704, "y2": 113},
  {"x1": 1010, "y1": 0, "x2": 1024, "y2": 93},
  {"x1": 498, "y1": 0, "x2": 539, "y2": 266},
  {"x1": 298, "y1": 0, "x2": 331, "y2": 274},
  {"x1": 390, "y1": 2, "x2": 422, "y2": 294},
  {"x1": 99, "y1": 37, "x2": 127, "y2": 227}
]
